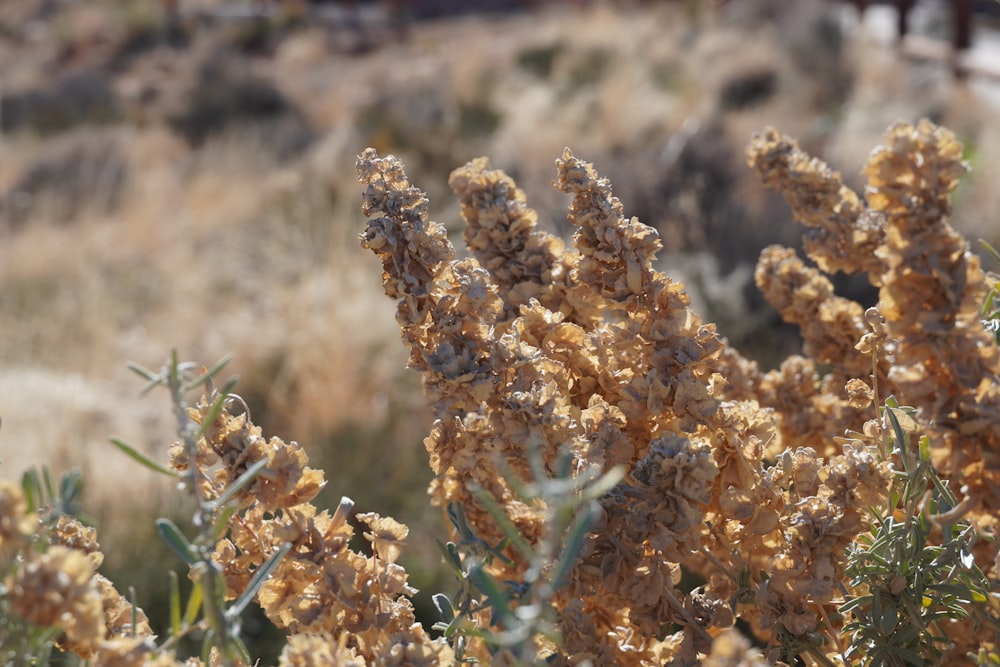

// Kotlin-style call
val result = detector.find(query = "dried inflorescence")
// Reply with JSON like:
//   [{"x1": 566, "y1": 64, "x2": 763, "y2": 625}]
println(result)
[
  {"x1": 449, "y1": 156, "x2": 572, "y2": 320},
  {"x1": 359, "y1": 117, "x2": 997, "y2": 665},
  {"x1": 178, "y1": 395, "x2": 452, "y2": 666},
  {"x1": 749, "y1": 119, "x2": 1000, "y2": 660},
  {"x1": 358, "y1": 141, "x2": 900, "y2": 664},
  {"x1": 0, "y1": 480, "x2": 162, "y2": 663},
  {"x1": 867, "y1": 121, "x2": 1000, "y2": 508},
  {"x1": 752, "y1": 120, "x2": 1000, "y2": 508},
  {"x1": 0, "y1": 481, "x2": 36, "y2": 563},
  {"x1": 2, "y1": 389, "x2": 448, "y2": 665},
  {"x1": 747, "y1": 127, "x2": 887, "y2": 283},
  {"x1": 7, "y1": 545, "x2": 107, "y2": 648}
]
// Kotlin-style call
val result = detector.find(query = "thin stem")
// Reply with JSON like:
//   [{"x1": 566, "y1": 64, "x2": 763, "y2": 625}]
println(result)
[
  {"x1": 814, "y1": 601, "x2": 846, "y2": 656},
  {"x1": 696, "y1": 545, "x2": 739, "y2": 582},
  {"x1": 661, "y1": 586, "x2": 713, "y2": 646},
  {"x1": 158, "y1": 619, "x2": 209, "y2": 651},
  {"x1": 805, "y1": 644, "x2": 843, "y2": 667}
]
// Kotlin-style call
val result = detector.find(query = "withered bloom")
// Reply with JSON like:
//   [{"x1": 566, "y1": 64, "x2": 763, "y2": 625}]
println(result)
[
  {"x1": 7, "y1": 546, "x2": 106, "y2": 649},
  {"x1": 174, "y1": 392, "x2": 450, "y2": 664}
]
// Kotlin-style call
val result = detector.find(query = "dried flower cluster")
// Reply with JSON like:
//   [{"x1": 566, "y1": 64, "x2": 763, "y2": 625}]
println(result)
[
  {"x1": 748, "y1": 119, "x2": 1000, "y2": 522},
  {"x1": 0, "y1": 480, "x2": 158, "y2": 663},
  {"x1": 357, "y1": 118, "x2": 998, "y2": 665},
  {"x1": 2, "y1": 394, "x2": 451, "y2": 665},
  {"x1": 183, "y1": 396, "x2": 452, "y2": 667}
]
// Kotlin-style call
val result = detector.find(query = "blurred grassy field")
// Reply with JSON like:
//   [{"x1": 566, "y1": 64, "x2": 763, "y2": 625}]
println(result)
[{"x1": 3, "y1": 0, "x2": 1000, "y2": 659}]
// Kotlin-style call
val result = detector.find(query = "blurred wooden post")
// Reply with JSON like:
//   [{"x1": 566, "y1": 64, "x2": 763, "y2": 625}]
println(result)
[
  {"x1": 953, "y1": 0, "x2": 973, "y2": 51},
  {"x1": 895, "y1": 0, "x2": 915, "y2": 40},
  {"x1": 952, "y1": 0, "x2": 973, "y2": 78},
  {"x1": 163, "y1": 0, "x2": 179, "y2": 26},
  {"x1": 162, "y1": 0, "x2": 183, "y2": 43}
]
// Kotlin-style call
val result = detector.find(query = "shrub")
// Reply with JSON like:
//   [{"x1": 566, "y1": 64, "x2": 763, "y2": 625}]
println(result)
[{"x1": 2, "y1": 119, "x2": 998, "y2": 666}]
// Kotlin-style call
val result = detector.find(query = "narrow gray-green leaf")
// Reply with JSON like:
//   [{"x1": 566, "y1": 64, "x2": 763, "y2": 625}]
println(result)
[
  {"x1": 42, "y1": 467, "x2": 56, "y2": 502},
  {"x1": 21, "y1": 468, "x2": 42, "y2": 513},
  {"x1": 228, "y1": 542, "x2": 292, "y2": 619},
  {"x1": 213, "y1": 505, "x2": 238, "y2": 541},
  {"x1": 183, "y1": 354, "x2": 234, "y2": 394},
  {"x1": 447, "y1": 501, "x2": 476, "y2": 542},
  {"x1": 885, "y1": 406, "x2": 911, "y2": 474},
  {"x1": 981, "y1": 238, "x2": 1000, "y2": 265},
  {"x1": 580, "y1": 465, "x2": 625, "y2": 502},
  {"x1": 200, "y1": 630, "x2": 215, "y2": 665},
  {"x1": 111, "y1": 438, "x2": 181, "y2": 478},
  {"x1": 553, "y1": 448, "x2": 574, "y2": 481},
  {"x1": 129, "y1": 586, "x2": 139, "y2": 638},
  {"x1": 437, "y1": 539, "x2": 463, "y2": 574},
  {"x1": 552, "y1": 502, "x2": 599, "y2": 590},
  {"x1": 208, "y1": 457, "x2": 269, "y2": 511},
  {"x1": 127, "y1": 361, "x2": 160, "y2": 382},
  {"x1": 59, "y1": 470, "x2": 83, "y2": 506},
  {"x1": 167, "y1": 350, "x2": 183, "y2": 397},
  {"x1": 471, "y1": 485, "x2": 533, "y2": 561},
  {"x1": 128, "y1": 362, "x2": 165, "y2": 396},
  {"x1": 432, "y1": 593, "x2": 455, "y2": 623},
  {"x1": 156, "y1": 518, "x2": 198, "y2": 566},
  {"x1": 467, "y1": 562, "x2": 515, "y2": 627}
]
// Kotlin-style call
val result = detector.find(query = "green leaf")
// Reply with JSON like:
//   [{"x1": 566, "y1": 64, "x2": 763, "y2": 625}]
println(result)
[
  {"x1": 208, "y1": 457, "x2": 269, "y2": 511},
  {"x1": 839, "y1": 595, "x2": 871, "y2": 615},
  {"x1": 183, "y1": 354, "x2": 234, "y2": 394},
  {"x1": 184, "y1": 580, "x2": 203, "y2": 627},
  {"x1": 918, "y1": 433, "x2": 932, "y2": 464},
  {"x1": 580, "y1": 465, "x2": 625, "y2": 501},
  {"x1": 447, "y1": 502, "x2": 477, "y2": 542},
  {"x1": 877, "y1": 600, "x2": 898, "y2": 636},
  {"x1": 433, "y1": 593, "x2": 456, "y2": 623},
  {"x1": 156, "y1": 518, "x2": 198, "y2": 566},
  {"x1": 167, "y1": 350, "x2": 183, "y2": 398},
  {"x1": 42, "y1": 467, "x2": 56, "y2": 503},
  {"x1": 551, "y1": 502, "x2": 598, "y2": 590},
  {"x1": 197, "y1": 560, "x2": 227, "y2": 639},
  {"x1": 169, "y1": 571, "x2": 182, "y2": 636},
  {"x1": 467, "y1": 561, "x2": 516, "y2": 627},
  {"x1": 887, "y1": 645, "x2": 927, "y2": 666},
  {"x1": 228, "y1": 541, "x2": 291, "y2": 618},
  {"x1": 58, "y1": 469, "x2": 83, "y2": 506},
  {"x1": 926, "y1": 582, "x2": 979, "y2": 601},
  {"x1": 21, "y1": 468, "x2": 42, "y2": 513},
  {"x1": 128, "y1": 361, "x2": 165, "y2": 396},
  {"x1": 229, "y1": 636, "x2": 252, "y2": 666},
  {"x1": 129, "y1": 586, "x2": 139, "y2": 638},
  {"x1": 980, "y1": 238, "x2": 1000, "y2": 265},
  {"x1": 213, "y1": 505, "x2": 238, "y2": 541},
  {"x1": 982, "y1": 288, "x2": 997, "y2": 317},
  {"x1": 471, "y1": 485, "x2": 533, "y2": 561},
  {"x1": 885, "y1": 405, "x2": 911, "y2": 474},
  {"x1": 201, "y1": 630, "x2": 215, "y2": 665},
  {"x1": 553, "y1": 448, "x2": 573, "y2": 481},
  {"x1": 437, "y1": 540, "x2": 464, "y2": 574},
  {"x1": 127, "y1": 361, "x2": 160, "y2": 382},
  {"x1": 111, "y1": 438, "x2": 181, "y2": 478}
]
